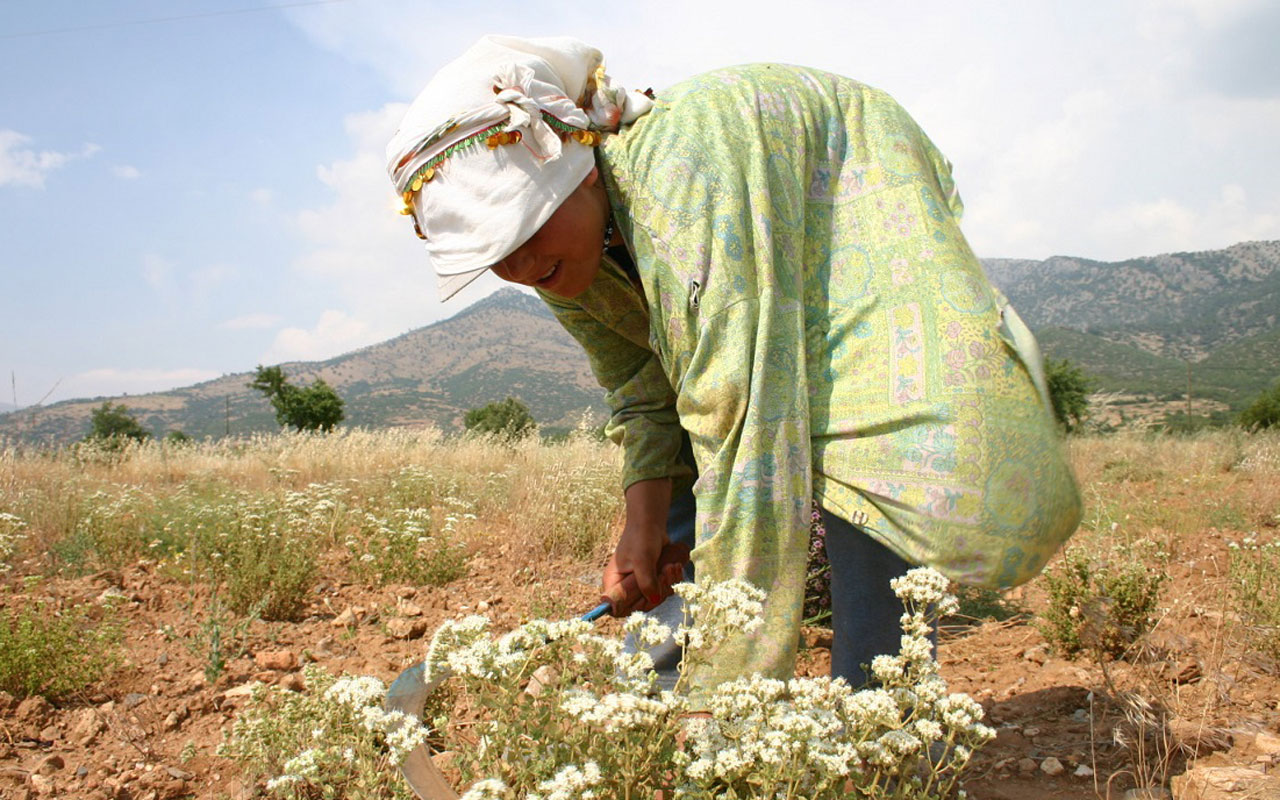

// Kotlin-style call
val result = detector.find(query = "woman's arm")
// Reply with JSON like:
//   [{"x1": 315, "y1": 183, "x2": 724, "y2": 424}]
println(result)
[
  {"x1": 537, "y1": 280, "x2": 692, "y2": 610},
  {"x1": 602, "y1": 476, "x2": 673, "y2": 614}
]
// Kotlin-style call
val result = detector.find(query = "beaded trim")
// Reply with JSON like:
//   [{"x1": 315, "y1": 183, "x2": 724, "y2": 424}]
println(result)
[{"x1": 398, "y1": 110, "x2": 603, "y2": 232}]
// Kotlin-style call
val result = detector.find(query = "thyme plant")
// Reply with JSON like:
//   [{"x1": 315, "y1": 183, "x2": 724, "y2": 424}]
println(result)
[
  {"x1": 429, "y1": 568, "x2": 993, "y2": 799},
  {"x1": 229, "y1": 568, "x2": 993, "y2": 799}
]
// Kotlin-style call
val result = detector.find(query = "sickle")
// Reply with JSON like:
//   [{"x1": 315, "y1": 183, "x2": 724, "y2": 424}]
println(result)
[{"x1": 384, "y1": 542, "x2": 691, "y2": 798}]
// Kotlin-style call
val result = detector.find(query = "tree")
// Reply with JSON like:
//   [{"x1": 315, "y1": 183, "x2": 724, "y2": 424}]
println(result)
[
  {"x1": 1239, "y1": 379, "x2": 1280, "y2": 431},
  {"x1": 464, "y1": 397, "x2": 537, "y2": 440},
  {"x1": 249, "y1": 365, "x2": 345, "y2": 433},
  {"x1": 85, "y1": 402, "x2": 151, "y2": 444},
  {"x1": 1045, "y1": 358, "x2": 1092, "y2": 433}
]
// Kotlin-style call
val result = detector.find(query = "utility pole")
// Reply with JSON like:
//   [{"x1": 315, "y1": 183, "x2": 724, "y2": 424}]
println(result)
[{"x1": 1185, "y1": 360, "x2": 1192, "y2": 419}]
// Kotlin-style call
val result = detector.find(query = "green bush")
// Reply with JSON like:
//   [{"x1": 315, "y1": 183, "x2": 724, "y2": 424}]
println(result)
[
  {"x1": 250, "y1": 365, "x2": 345, "y2": 433},
  {"x1": 84, "y1": 402, "x2": 152, "y2": 446},
  {"x1": 1039, "y1": 542, "x2": 1166, "y2": 659},
  {"x1": 464, "y1": 397, "x2": 536, "y2": 440},
  {"x1": 951, "y1": 585, "x2": 1027, "y2": 623},
  {"x1": 1045, "y1": 358, "x2": 1092, "y2": 433},
  {"x1": 1239, "y1": 380, "x2": 1280, "y2": 431},
  {"x1": 0, "y1": 591, "x2": 121, "y2": 700}
]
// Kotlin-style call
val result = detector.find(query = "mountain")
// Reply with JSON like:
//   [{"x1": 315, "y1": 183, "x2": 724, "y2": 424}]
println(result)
[
  {"x1": 983, "y1": 240, "x2": 1280, "y2": 360},
  {"x1": 0, "y1": 289, "x2": 606, "y2": 445},
  {"x1": 4, "y1": 241, "x2": 1278, "y2": 445},
  {"x1": 983, "y1": 240, "x2": 1280, "y2": 408}
]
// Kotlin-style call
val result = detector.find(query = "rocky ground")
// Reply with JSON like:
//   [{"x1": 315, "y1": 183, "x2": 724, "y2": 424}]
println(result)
[{"x1": 2, "y1": 529, "x2": 1278, "y2": 800}]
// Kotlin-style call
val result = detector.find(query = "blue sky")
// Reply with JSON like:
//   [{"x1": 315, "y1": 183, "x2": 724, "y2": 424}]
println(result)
[{"x1": 2, "y1": 0, "x2": 1278, "y2": 407}]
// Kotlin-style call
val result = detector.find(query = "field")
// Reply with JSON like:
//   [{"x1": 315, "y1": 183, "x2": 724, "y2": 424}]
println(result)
[{"x1": 1, "y1": 429, "x2": 1278, "y2": 799}]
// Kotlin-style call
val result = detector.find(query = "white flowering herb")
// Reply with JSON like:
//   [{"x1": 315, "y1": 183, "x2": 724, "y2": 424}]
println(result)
[
  {"x1": 221, "y1": 665, "x2": 423, "y2": 799},
  {"x1": 0, "y1": 511, "x2": 27, "y2": 573},
  {"x1": 410, "y1": 567, "x2": 993, "y2": 799},
  {"x1": 227, "y1": 568, "x2": 991, "y2": 799}
]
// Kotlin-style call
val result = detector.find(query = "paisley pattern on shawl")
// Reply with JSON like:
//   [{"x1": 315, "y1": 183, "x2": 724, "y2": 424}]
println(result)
[{"x1": 539, "y1": 64, "x2": 1081, "y2": 691}]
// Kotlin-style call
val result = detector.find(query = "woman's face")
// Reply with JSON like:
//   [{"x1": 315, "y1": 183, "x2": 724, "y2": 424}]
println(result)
[{"x1": 490, "y1": 168, "x2": 608, "y2": 299}]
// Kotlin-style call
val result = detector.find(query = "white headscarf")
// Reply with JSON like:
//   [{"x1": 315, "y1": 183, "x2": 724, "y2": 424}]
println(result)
[{"x1": 387, "y1": 35, "x2": 654, "y2": 300}]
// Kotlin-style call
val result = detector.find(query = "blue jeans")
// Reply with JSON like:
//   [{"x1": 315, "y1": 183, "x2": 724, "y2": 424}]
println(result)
[{"x1": 624, "y1": 443, "x2": 919, "y2": 688}]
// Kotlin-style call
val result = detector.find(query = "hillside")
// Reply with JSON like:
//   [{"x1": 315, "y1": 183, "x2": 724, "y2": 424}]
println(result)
[
  {"x1": 983, "y1": 240, "x2": 1280, "y2": 361},
  {"x1": 983, "y1": 240, "x2": 1280, "y2": 407},
  {"x1": 0, "y1": 289, "x2": 606, "y2": 445}
]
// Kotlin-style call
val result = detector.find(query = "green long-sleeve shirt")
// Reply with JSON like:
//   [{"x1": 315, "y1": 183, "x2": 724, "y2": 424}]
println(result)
[{"x1": 539, "y1": 64, "x2": 1081, "y2": 688}]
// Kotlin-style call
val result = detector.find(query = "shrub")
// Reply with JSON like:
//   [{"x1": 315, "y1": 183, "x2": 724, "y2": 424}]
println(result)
[
  {"x1": 950, "y1": 585, "x2": 1027, "y2": 622},
  {"x1": 1045, "y1": 358, "x2": 1092, "y2": 433},
  {"x1": 220, "y1": 499, "x2": 318, "y2": 622},
  {"x1": 67, "y1": 486, "x2": 160, "y2": 570},
  {"x1": 516, "y1": 453, "x2": 620, "y2": 558},
  {"x1": 1228, "y1": 534, "x2": 1280, "y2": 661},
  {"x1": 464, "y1": 397, "x2": 536, "y2": 441},
  {"x1": 221, "y1": 666, "x2": 422, "y2": 800},
  {"x1": 84, "y1": 402, "x2": 151, "y2": 447},
  {"x1": 1239, "y1": 379, "x2": 1280, "y2": 431},
  {"x1": 250, "y1": 365, "x2": 345, "y2": 433},
  {"x1": 410, "y1": 570, "x2": 993, "y2": 799},
  {"x1": 1039, "y1": 542, "x2": 1166, "y2": 659},
  {"x1": 0, "y1": 591, "x2": 121, "y2": 700}
]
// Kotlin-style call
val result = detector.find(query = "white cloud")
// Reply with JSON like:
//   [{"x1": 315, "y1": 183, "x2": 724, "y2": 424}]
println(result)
[
  {"x1": 142, "y1": 253, "x2": 174, "y2": 292},
  {"x1": 282, "y1": 0, "x2": 1280, "y2": 268},
  {"x1": 284, "y1": 103, "x2": 450, "y2": 342},
  {"x1": 0, "y1": 130, "x2": 99, "y2": 188},
  {"x1": 249, "y1": 187, "x2": 274, "y2": 206},
  {"x1": 64, "y1": 367, "x2": 222, "y2": 399},
  {"x1": 263, "y1": 309, "x2": 374, "y2": 363},
  {"x1": 191, "y1": 263, "x2": 237, "y2": 294},
  {"x1": 1093, "y1": 183, "x2": 1280, "y2": 256},
  {"x1": 141, "y1": 254, "x2": 239, "y2": 305},
  {"x1": 221, "y1": 312, "x2": 282, "y2": 330},
  {"x1": 113, "y1": 165, "x2": 141, "y2": 179}
]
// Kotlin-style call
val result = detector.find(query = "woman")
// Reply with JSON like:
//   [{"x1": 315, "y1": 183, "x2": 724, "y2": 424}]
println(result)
[{"x1": 387, "y1": 35, "x2": 1081, "y2": 691}]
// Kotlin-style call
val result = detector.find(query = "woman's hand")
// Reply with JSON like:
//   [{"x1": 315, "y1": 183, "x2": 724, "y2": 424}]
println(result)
[{"x1": 603, "y1": 477, "x2": 676, "y2": 615}]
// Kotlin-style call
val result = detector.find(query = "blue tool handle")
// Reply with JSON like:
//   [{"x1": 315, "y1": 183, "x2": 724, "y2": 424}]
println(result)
[{"x1": 582, "y1": 601, "x2": 612, "y2": 622}]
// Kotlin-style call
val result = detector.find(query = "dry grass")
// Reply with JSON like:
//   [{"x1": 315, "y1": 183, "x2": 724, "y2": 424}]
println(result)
[{"x1": 0, "y1": 428, "x2": 624, "y2": 575}]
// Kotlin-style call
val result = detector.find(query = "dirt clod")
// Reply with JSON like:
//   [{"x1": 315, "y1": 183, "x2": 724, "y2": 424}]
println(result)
[
  {"x1": 34, "y1": 756, "x2": 63, "y2": 776},
  {"x1": 253, "y1": 650, "x2": 298, "y2": 671},
  {"x1": 1250, "y1": 731, "x2": 1280, "y2": 756},
  {"x1": 15, "y1": 696, "x2": 51, "y2": 723},
  {"x1": 385, "y1": 617, "x2": 429, "y2": 640},
  {"x1": 1040, "y1": 756, "x2": 1065, "y2": 776},
  {"x1": 1171, "y1": 765, "x2": 1279, "y2": 800}
]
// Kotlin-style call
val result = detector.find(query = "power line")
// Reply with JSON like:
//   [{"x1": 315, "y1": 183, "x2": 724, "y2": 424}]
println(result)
[{"x1": 1, "y1": 0, "x2": 353, "y2": 41}]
